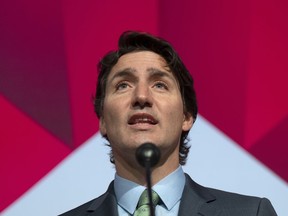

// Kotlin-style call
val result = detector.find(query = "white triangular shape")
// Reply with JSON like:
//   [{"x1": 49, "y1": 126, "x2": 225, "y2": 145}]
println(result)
[{"x1": 2, "y1": 116, "x2": 287, "y2": 215}]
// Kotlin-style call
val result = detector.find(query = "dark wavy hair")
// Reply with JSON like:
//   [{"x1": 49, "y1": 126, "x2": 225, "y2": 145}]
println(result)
[{"x1": 94, "y1": 31, "x2": 197, "y2": 165}]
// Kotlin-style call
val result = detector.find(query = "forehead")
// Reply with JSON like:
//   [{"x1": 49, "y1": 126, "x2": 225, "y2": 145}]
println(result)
[{"x1": 110, "y1": 51, "x2": 169, "y2": 74}]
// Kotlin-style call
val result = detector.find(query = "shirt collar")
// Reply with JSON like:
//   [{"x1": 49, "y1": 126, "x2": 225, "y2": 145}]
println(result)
[{"x1": 114, "y1": 166, "x2": 185, "y2": 214}]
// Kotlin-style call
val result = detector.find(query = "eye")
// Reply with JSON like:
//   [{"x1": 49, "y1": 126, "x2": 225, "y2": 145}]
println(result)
[
  {"x1": 116, "y1": 81, "x2": 130, "y2": 91},
  {"x1": 153, "y1": 81, "x2": 168, "y2": 90}
]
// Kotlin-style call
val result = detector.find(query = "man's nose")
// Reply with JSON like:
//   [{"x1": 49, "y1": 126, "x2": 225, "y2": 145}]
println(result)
[{"x1": 131, "y1": 84, "x2": 153, "y2": 109}]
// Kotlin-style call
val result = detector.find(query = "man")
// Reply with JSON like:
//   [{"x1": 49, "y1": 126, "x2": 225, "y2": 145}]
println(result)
[{"x1": 60, "y1": 31, "x2": 277, "y2": 215}]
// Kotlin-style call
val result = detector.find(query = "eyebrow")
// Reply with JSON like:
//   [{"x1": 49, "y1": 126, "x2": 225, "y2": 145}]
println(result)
[
  {"x1": 146, "y1": 67, "x2": 174, "y2": 80},
  {"x1": 109, "y1": 68, "x2": 137, "y2": 82},
  {"x1": 110, "y1": 67, "x2": 173, "y2": 82}
]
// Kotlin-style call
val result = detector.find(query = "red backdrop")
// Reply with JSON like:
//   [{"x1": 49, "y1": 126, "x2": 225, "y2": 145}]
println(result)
[{"x1": 1, "y1": 0, "x2": 287, "y2": 212}]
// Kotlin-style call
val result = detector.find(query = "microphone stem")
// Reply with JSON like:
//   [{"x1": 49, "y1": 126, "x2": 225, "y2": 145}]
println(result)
[{"x1": 145, "y1": 162, "x2": 155, "y2": 216}]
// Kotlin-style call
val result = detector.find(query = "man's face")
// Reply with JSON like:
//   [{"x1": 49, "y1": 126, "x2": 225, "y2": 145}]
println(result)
[{"x1": 100, "y1": 51, "x2": 193, "y2": 165}]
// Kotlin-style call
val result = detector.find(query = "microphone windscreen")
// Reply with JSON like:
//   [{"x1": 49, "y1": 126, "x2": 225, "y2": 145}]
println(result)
[{"x1": 136, "y1": 143, "x2": 160, "y2": 167}]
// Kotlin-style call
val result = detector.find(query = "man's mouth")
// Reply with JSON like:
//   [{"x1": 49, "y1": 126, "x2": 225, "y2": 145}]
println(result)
[{"x1": 128, "y1": 113, "x2": 158, "y2": 125}]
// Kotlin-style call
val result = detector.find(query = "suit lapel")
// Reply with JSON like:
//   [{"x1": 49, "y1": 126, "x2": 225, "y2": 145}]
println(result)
[
  {"x1": 86, "y1": 182, "x2": 119, "y2": 216},
  {"x1": 178, "y1": 174, "x2": 221, "y2": 216}
]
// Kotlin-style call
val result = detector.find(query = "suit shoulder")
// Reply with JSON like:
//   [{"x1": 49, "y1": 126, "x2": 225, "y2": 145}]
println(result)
[
  {"x1": 206, "y1": 186, "x2": 262, "y2": 204},
  {"x1": 184, "y1": 174, "x2": 277, "y2": 215},
  {"x1": 58, "y1": 183, "x2": 114, "y2": 216},
  {"x1": 202, "y1": 186, "x2": 277, "y2": 215},
  {"x1": 58, "y1": 192, "x2": 107, "y2": 216},
  {"x1": 186, "y1": 174, "x2": 268, "y2": 205}
]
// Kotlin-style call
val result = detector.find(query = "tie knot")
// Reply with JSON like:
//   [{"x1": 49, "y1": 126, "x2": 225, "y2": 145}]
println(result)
[
  {"x1": 137, "y1": 189, "x2": 159, "y2": 207},
  {"x1": 133, "y1": 189, "x2": 160, "y2": 215}
]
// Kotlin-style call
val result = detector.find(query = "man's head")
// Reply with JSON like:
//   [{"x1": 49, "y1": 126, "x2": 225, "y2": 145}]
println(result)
[{"x1": 94, "y1": 31, "x2": 197, "y2": 165}]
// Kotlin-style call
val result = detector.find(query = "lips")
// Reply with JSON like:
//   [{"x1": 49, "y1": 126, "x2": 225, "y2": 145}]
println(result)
[{"x1": 128, "y1": 113, "x2": 158, "y2": 125}]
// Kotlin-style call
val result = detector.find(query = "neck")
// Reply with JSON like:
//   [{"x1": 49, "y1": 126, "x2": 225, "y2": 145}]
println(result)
[{"x1": 115, "y1": 151, "x2": 180, "y2": 186}]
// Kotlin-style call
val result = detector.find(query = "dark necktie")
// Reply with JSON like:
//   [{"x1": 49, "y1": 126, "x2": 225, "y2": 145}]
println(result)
[{"x1": 133, "y1": 189, "x2": 159, "y2": 216}]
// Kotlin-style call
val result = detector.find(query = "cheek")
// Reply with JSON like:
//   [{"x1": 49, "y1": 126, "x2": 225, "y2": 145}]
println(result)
[
  {"x1": 165, "y1": 100, "x2": 185, "y2": 122},
  {"x1": 103, "y1": 100, "x2": 124, "y2": 126}
]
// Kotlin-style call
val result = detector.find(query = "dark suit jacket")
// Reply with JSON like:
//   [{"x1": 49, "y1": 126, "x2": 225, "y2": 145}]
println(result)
[{"x1": 59, "y1": 174, "x2": 277, "y2": 216}]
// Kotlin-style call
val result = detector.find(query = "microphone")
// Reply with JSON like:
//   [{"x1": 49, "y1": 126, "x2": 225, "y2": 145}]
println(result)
[
  {"x1": 135, "y1": 143, "x2": 160, "y2": 216},
  {"x1": 136, "y1": 143, "x2": 160, "y2": 168}
]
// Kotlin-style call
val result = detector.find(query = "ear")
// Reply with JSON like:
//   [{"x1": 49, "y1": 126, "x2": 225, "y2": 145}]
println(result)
[
  {"x1": 99, "y1": 117, "x2": 107, "y2": 136},
  {"x1": 182, "y1": 112, "x2": 194, "y2": 132}
]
